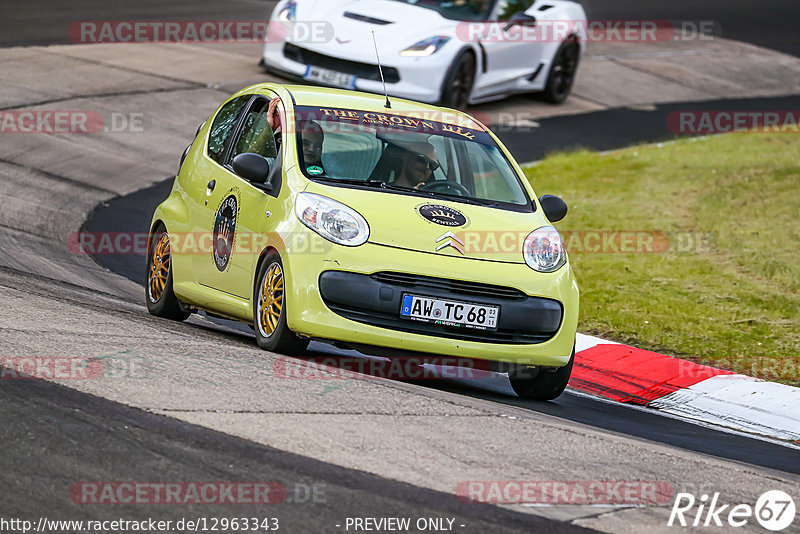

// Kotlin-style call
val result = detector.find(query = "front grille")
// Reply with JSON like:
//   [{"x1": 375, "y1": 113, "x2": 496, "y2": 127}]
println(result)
[
  {"x1": 371, "y1": 272, "x2": 527, "y2": 301},
  {"x1": 284, "y1": 43, "x2": 401, "y2": 84}
]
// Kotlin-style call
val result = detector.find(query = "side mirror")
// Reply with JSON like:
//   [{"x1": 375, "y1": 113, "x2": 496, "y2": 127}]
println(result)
[
  {"x1": 232, "y1": 153, "x2": 272, "y2": 191},
  {"x1": 539, "y1": 194, "x2": 568, "y2": 223},
  {"x1": 505, "y1": 12, "x2": 536, "y2": 32}
]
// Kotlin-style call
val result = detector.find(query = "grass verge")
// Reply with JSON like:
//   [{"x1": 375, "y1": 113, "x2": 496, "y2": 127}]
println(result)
[{"x1": 524, "y1": 133, "x2": 800, "y2": 386}]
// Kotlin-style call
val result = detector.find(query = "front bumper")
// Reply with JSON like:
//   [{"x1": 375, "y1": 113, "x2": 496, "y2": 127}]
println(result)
[
  {"x1": 262, "y1": 41, "x2": 448, "y2": 105},
  {"x1": 319, "y1": 271, "x2": 563, "y2": 345},
  {"x1": 280, "y1": 231, "x2": 579, "y2": 368}
]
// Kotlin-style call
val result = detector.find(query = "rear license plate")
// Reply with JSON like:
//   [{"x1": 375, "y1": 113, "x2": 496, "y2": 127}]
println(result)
[
  {"x1": 304, "y1": 65, "x2": 357, "y2": 89},
  {"x1": 400, "y1": 294, "x2": 499, "y2": 331}
]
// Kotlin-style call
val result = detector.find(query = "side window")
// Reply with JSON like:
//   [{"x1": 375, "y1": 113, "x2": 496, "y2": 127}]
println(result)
[
  {"x1": 496, "y1": 0, "x2": 535, "y2": 21},
  {"x1": 230, "y1": 99, "x2": 278, "y2": 164},
  {"x1": 207, "y1": 95, "x2": 251, "y2": 164}
]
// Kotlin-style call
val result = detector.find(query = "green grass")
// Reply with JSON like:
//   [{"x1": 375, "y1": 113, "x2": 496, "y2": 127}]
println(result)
[{"x1": 524, "y1": 133, "x2": 800, "y2": 386}]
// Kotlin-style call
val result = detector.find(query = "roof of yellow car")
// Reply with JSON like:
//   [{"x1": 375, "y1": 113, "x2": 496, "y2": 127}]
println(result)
[{"x1": 249, "y1": 83, "x2": 487, "y2": 131}]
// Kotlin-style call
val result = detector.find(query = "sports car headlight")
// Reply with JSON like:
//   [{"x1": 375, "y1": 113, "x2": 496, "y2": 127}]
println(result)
[
  {"x1": 523, "y1": 226, "x2": 567, "y2": 273},
  {"x1": 295, "y1": 193, "x2": 369, "y2": 247},
  {"x1": 400, "y1": 36, "x2": 450, "y2": 57},
  {"x1": 278, "y1": 0, "x2": 297, "y2": 22}
]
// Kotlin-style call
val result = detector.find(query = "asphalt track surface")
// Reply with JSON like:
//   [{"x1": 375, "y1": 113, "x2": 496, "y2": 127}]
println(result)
[
  {"x1": 2, "y1": 369, "x2": 590, "y2": 533},
  {"x1": 1, "y1": 0, "x2": 799, "y2": 58}
]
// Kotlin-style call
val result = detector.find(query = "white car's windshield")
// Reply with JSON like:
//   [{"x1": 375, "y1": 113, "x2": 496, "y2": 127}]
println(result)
[
  {"x1": 294, "y1": 106, "x2": 531, "y2": 210},
  {"x1": 387, "y1": 0, "x2": 495, "y2": 21}
]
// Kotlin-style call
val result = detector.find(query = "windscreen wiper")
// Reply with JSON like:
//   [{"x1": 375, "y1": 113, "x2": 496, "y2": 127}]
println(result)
[
  {"x1": 363, "y1": 179, "x2": 415, "y2": 192},
  {"x1": 365, "y1": 180, "x2": 495, "y2": 205}
]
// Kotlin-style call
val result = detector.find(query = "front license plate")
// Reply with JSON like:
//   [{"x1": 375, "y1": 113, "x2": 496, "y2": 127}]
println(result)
[
  {"x1": 304, "y1": 65, "x2": 357, "y2": 89},
  {"x1": 400, "y1": 294, "x2": 499, "y2": 331}
]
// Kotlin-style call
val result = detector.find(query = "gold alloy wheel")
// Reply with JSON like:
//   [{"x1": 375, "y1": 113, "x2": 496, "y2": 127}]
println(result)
[
  {"x1": 149, "y1": 233, "x2": 171, "y2": 302},
  {"x1": 258, "y1": 263, "x2": 284, "y2": 337}
]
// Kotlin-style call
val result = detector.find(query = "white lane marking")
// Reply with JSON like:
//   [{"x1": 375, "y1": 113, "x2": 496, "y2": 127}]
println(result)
[
  {"x1": 566, "y1": 388, "x2": 800, "y2": 450},
  {"x1": 649, "y1": 375, "x2": 800, "y2": 443}
]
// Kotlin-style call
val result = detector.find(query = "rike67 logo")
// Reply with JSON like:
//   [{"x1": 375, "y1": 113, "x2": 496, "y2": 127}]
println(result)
[{"x1": 669, "y1": 490, "x2": 796, "y2": 531}]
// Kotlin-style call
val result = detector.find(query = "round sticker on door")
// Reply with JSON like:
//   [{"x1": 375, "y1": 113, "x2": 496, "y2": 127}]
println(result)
[{"x1": 213, "y1": 195, "x2": 238, "y2": 272}]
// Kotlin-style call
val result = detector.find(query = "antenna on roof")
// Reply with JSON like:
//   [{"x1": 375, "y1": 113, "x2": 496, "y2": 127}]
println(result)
[{"x1": 372, "y1": 31, "x2": 392, "y2": 109}]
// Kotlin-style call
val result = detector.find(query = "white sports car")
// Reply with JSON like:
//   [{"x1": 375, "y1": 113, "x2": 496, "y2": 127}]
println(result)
[{"x1": 260, "y1": 0, "x2": 586, "y2": 108}]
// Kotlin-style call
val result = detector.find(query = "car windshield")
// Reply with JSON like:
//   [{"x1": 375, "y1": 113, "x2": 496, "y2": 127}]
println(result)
[
  {"x1": 294, "y1": 106, "x2": 531, "y2": 210},
  {"x1": 387, "y1": 0, "x2": 495, "y2": 21}
]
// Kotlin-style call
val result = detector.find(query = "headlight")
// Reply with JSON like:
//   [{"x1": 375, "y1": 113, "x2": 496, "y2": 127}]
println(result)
[
  {"x1": 278, "y1": 0, "x2": 297, "y2": 21},
  {"x1": 400, "y1": 36, "x2": 450, "y2": 57},
  {"x1": 295, "y1": 193, "x2": 369, "y2": 247},
  {"x1": 523, "y1": 226, "x2": 567, "y2": 273}
]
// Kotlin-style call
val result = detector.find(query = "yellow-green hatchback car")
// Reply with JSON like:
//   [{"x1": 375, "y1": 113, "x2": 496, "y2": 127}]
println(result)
[{"x1": 147, "y1": 83, "x2": 579, "y2": 399}]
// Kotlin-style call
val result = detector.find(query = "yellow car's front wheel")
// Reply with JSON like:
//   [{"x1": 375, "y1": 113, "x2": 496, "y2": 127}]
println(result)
[
  {"x1": 508, "y1": 344, "x2": 575, "y2": 400},
  {"x1": 253, "y1": 252, "x2": 309, "y2": 355},
  {"x1": 145, "y1": 225, "x2": 190, "y2": 321}
]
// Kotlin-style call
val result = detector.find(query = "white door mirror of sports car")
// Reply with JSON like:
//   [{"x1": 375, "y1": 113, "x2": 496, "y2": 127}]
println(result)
[{"x1": 504, "y1": 12, "x2": 537, "y2": 32}]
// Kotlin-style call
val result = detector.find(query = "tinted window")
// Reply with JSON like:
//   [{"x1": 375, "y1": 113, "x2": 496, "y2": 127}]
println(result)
[
  {"x1": 230, "y1": 99, "x2": 278, "y2": 166},
  {"x1": 496, "y1": 0, "x2": 535, "y2": 20},
  {"x1": 387, "y1": 0, "x2": 496, "y2": 21},
  {"x1": 207, "y1": 95, "x2": 250, "y2": 164},
  {"x1": 294, "y1": 106, "x2": 531, "y2": 209}
]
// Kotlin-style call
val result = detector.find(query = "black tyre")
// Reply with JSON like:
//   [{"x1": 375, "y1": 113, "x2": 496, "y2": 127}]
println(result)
[
  {"x1": 540, "y1": 37, "x2": 580, "y2": 104},
  {"x1": 440, "y1": 50, "x2": 476, "y2": 109},
  {"x1": 253, "y1": 252, "x2": 309, "y2": 355},
  {"x1": 145, "y1": 225, "x2": 190, "y2": 321},
  {"x1": 509, "y1": 345, "x2": 575, "y2": 400}
]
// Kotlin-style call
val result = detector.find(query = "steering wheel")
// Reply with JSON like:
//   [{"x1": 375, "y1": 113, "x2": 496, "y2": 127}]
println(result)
[{"x1": 418, "y1": 180, "x2": 471, "y2": 197}]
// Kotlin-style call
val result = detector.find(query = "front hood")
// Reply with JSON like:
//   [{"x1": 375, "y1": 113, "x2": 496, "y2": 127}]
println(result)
[
  {"x1": 293, "y1": 0, "x2": 457, "y2": 58},
  {"x1": 305, "y1": 182, "x2": 547, "y2": 264}
]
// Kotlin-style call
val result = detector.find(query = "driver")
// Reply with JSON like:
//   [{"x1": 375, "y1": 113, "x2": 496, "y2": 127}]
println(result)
[
  {"x1": 468, "y1": 0, "x2": 492, "y2": 15},
  {"x1": 393, "y1": 142, "x2": 439, "y2": 189}
]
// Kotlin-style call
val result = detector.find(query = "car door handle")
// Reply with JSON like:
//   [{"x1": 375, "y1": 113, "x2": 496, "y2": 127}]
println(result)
[{"x1": 207, "y1": 180, "x2": 216, "y2": 191}]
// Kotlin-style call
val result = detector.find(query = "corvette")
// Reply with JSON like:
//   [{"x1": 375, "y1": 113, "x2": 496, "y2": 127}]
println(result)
[
  {"x1": 146, "y1": 83, "x2": 579, "y2": 399},
  {"x1": 260, "y1": 0, "x2": 586, "y2": 108}
]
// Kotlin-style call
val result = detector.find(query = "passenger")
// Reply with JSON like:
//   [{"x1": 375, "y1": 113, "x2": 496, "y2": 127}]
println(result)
[
  {"x1": 298, "y1": 120, "x2": 326, "y2": 175},
  {"x1": 265, "y1": 96, "x2": 282, "y2": 132}
]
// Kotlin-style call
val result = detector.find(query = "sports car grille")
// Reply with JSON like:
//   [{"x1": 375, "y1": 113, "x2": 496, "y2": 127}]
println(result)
[{"x1": 283, "y1": 43, "x2": 401, "y2": 84}]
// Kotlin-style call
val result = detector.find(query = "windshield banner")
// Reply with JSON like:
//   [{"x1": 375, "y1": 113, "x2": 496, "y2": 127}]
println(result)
[{"x1": 295, "y1": 106, "x2": 495, "y2": 145}]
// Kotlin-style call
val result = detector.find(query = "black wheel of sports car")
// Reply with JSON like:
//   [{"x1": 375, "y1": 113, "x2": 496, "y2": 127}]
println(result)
[
  {"x1": 508, "y1": 345, "x2": 575, "y2": 400},
  {"x1": 540, "y1": 37, "x2": 580, "y2": 104},
  {"x1": 440, "y1": 50, "x2": 476, "y2": 109},
  {"x1": 253, "y1": 252, "x2": 310, "y2": 355},
  {"x1": 145, "y1": 225, "x2": 190, "y2": 321}
]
